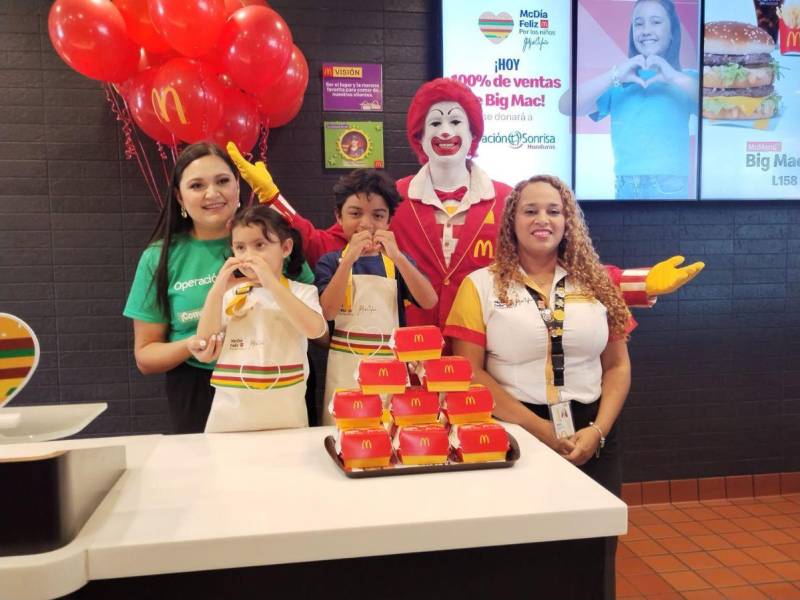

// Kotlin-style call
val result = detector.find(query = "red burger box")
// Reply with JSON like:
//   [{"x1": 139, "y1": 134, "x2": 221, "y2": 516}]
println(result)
[
  {"x1": 389, "y1": 387, "x2": 441, "y2": 426},
  {"x1": 391, "y1": 325, "x2": 444, "y2": 362},
  {"x1": 421, "y1": 356, "x2": 472, "y2": 392},
  {"x1": 449, "y1": 423, "x2": 510, "y2": 463},
  {"x1": 337, "y1": 428, "x2": 393, "y2": 469},
  {"x1": 442, "y1": 385, "x2": 494, "y2": 425},
  {"x1": 357, "y1": 358, "x2": 408, "y2": 395},
  {"x1": 393, "y1": 424, "x2": 450, "y2": 465},
  {"x1": 331, "y1": 389, "x2": 383, "y2": 430}
]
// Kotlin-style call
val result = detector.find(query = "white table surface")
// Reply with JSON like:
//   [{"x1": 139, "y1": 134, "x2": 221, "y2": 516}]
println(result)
[{"x1": 0, "y1": 425, "x2": 627, "y2": 600}]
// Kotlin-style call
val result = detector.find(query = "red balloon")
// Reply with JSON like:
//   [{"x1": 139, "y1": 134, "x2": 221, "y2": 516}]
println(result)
[
  {"x1": 152, "y1": 58, "x2": 225, "y2": 143},
  {"x1": 256, "y1": 45, "x2": 308, "y2": 127},
  {"x1": 262, "y1": 93, "x2": 303, "y2": 129},
  {"x1": 124, "y1": 67, "x2": 174, "y2": 144},
  {"x1": 148, "y1": 0, "x2": 226, "y2": 58},
  {"x1": 212, "y1": 88, "x2": 261, "y2": 152},
  {"x1": 114, "y1": 0, "x2": 171, "y2": 53},
  {"x1": 223, "y1": 0, "x2": 268, "y2": 17},
  {"x1": 218, "y1": 6, "x2": 293, "y2": 96},
  {"x1": 48, "y1": 0, "x2": 139, "y2": 82}
]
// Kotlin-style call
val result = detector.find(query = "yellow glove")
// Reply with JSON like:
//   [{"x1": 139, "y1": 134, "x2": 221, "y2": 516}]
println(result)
[
  {"x1": 645, "y1": 255, "x2": 705, "y2": 296},
  {"x1": 226, "y1": 141, "x2": 279, "y2": 204}
]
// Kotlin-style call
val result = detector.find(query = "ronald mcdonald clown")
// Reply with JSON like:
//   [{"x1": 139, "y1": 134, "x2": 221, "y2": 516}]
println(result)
[{"x1": 228, "y1": 78, "x2": 703, "y2": 329}]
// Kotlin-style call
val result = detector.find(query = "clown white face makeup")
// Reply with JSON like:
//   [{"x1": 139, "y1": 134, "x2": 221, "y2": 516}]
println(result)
[{"x1": 422, "y1": 101, "x2": 472, "y2": 166}]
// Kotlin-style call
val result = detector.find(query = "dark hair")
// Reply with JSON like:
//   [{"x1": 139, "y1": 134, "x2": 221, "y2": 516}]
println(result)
[
  {"x1": 627, "y1": 0, "x2": 683, "y2": 70},
  {"x1": 230, "y1": 205, "x2": 305, "y2": 278},
  {"x1": 148, "y1": 142, "x2": 238, "y2": 318},
  {"x1": 332, "y1": 169, "x2": 401, "y2": 217}
]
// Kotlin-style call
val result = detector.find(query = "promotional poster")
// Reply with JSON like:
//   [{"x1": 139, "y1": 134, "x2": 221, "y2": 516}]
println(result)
[
  {"x1": 701, "y1": 0, "x2": 800, "y2": 200},
  {"x1": 323, "y1": 121, "x2": 385, "y2": 169},
  {"x1": 573, "y1": 0, "x2": 701, "y2": 200},
  {"x1": 322, "y1": 63, "x2": 383, "y2": 112},
  {"x1": 441, "y1": 1, "x2": 572, "y2": 188}
]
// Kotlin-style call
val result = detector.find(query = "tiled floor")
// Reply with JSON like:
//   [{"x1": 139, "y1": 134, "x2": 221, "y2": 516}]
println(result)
[{"x1": 617, "y1": 494, "x2": 800, "y2": 599}]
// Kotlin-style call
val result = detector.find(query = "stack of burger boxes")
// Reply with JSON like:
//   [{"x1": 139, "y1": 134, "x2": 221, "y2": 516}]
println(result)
[{"x1": 334, "y1": 326, "x2": 509, "y2": 471}]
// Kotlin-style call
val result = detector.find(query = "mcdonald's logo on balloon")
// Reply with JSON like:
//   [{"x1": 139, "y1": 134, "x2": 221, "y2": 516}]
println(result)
[{"x1": 151, "y1": 86, "x2": 189, "y2": 125}]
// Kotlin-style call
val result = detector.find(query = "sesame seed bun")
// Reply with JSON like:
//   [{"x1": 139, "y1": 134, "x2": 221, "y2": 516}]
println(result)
[{"x1": 704, "y1": 21, "x2": 775, "y2": 55}]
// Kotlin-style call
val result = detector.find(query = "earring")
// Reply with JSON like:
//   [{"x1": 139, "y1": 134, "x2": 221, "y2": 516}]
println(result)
[
  {"x1": 237, "y1": 201, "x2": 241, "y2": 208},
  {"x1": 180, "y1": 206, "x2": 187, "y2": 219}
]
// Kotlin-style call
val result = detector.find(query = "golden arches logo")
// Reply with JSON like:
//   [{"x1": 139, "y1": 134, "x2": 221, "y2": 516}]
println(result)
[
  {"x1": 479, "y1": 434, "x2": 490, "y2": 445},
  {"x1": 151, "y1": 86, "x2": 189, "y2": 125},
  {"x1": 465, "y1": 395, "x2": 476, "y2": 406},
  {"x1": 410, "y1": 397, "x2": 421, "y2": 407},
  {"x1": 444, "y1": 364, "x2": 455, "y2": 374},
  {"x1": 419, "y1": 437, "x2": 430, "y2": 447},
  {"x1": 361, "y1": 439, "x2": 372, "y2": 449},
  {"x1": 787, "y1": 30, "x2": 800, "y2": 48},
  {"x1": 352, "y1": 400, "x2": 363, "y2": 409},
  {"x1": 413, "y1": 334, "x2": 424, "y2": 343},
  {"x1": 473, "y1": 239, "x2": 493, "y2": 258},
  {"x1": 378, "y1": 368, "x2": 389, "y2": 377}
]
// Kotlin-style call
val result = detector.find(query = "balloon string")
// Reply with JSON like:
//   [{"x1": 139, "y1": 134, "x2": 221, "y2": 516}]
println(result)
[
  {"x1": 156, "y1": 142, "x2": 171, "y2": 188},
  {"x1": 104, "y1": 84, "x2": 163, "y2": 208}
]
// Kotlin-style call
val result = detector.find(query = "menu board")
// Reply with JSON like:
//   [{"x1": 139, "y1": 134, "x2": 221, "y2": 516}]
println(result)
[
  {"x1": 442, "y1": 0, "x2": 573, "y2": 188},
  {"x1": 573, "y1": 0, "x2": 701, "y2": 200},
  {"x1": 701, "y1": 0, "x2": 800, "y2": 199}
]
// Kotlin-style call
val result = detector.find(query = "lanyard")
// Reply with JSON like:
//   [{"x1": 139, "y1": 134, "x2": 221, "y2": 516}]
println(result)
[{"x1": 526, "y1": 277, "x2": 566, "y2": 388}]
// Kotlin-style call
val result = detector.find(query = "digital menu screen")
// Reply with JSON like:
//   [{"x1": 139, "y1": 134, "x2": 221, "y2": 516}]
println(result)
[
  {"x1": 573, "y1": 0, "x2": 701, "y2": 200},
  {"x1": 442, "y1": 0, "x2": 573, "y2": 188},
  {"x1": 700, "y1": 0, "x2": 800, "y2": 200}
]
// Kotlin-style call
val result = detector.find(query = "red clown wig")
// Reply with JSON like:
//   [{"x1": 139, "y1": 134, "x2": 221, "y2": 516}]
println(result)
[{"x1": 406, "y1": 78, "x2": 484, "y2": 165}]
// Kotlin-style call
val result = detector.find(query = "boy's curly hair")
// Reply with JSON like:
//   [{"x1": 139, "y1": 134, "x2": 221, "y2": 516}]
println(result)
[{"x1": 490, "y1": 175, "x2": 631, "y2": 335}]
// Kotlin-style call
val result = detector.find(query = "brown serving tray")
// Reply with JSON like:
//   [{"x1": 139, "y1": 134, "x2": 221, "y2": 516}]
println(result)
[{"x1": 324, "y1": 433, "x2": 520, "y2": 479}]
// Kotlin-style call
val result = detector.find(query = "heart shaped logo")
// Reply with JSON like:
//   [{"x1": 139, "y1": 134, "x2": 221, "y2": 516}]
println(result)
[
  {"x1": 0, "y1": 314, "x2": 40, "y2": 407},
  {"x1": 478, "y1": 12, "x2": 514, "y2": 44}
]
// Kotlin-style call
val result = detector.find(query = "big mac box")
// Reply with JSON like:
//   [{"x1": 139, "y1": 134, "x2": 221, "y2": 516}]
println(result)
[
  {"x1": 449, "y1": 423, "x2": 509, "y2": 463},
  {"x1": 337, "y1": 428, "x2": 393, "y2": 469},
  {"x1": 357, "y1": 358, "x2": 408, "y2": 395},
  {"x1": 420, "y1": 356, "x2": 472, "y2": 392},
  {"x1": 442, "y1": 384, "x2": 494, "y2": 425},
  {"x1": 331, "y1": 389, "x2": 383, "y2": 430},
  {"x1": 393, "y1": 424, "x2": 450, "y2": 465},
  {"x1": 390, "y1": 387, "x2": 441, "y2": 426},
  {"x1": 391, "y1": 325, "x2": 444, "y2": 362}
]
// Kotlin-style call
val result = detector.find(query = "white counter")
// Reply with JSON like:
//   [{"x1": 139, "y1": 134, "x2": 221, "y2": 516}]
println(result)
[{"x1": 0, "y1": 425, "x2": 626, "y2": 600}]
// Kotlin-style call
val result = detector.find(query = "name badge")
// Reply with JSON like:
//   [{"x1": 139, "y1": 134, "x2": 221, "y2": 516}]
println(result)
[{"x1": 549, "y1": 400, "x2": 575, "y2": 439}]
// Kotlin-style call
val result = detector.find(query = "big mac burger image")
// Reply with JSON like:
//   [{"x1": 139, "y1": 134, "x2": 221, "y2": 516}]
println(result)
[{"x1": 703, "y1": 21, "x2": 781, "y2": 120}]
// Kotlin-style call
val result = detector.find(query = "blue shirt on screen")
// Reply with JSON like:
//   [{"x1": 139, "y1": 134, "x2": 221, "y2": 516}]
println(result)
[{"x1": 590, "y1": 69, "x2": 698, "y2": 178}]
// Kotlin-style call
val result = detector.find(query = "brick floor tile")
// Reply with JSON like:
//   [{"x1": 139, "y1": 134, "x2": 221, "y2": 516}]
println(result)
[
  {"x1": 625, "y1": 539, "x2": 669, "y2": 557},
  {"x1": 753, "y1": 529, "x2": 797, "y2": 545},
  {"x1": 618, "y1": 555, "x2": 656, "y2": 576},
  {"x1": 676, "y1": 551, "x2": 723, "y2": 570},
  {"x1": 768, "y1": 561, "x2": 800, "y2": 581},
  {"x1": 629, "y1": 506, "x2": 666, "y2": 526},
  {"x1": 627, "y1": 572, "x2": 675, "y2": 595},
  {"x1": 711, "y1": 505, "x2": 752, "y2": 519},
  {"x1": 621, "y1": 524, "x2": 649, "y2": 541},
  {"x1": 681, "y1": 590, "x2": 727, "y2": 600},
  {"x1": 762, "y1": 515, "x2": 800, "y2": 528},
  {"x1": 640, "y1": 523, "x2": 682, "y2": 539},
  {"x1": 736, "y1": 563, "x2": 783, "y2": 584},
  {"x1": 743, "y1": 545, "x2": 792, "y2": 564},
  {"x1": 659, "y1": 536, "x2": 702, "y2": 553},
  {"x1": 775, "y1": 543, "x2": 800, "y2": 561},
  {"x1": 673, "y1": 521, "x2": 714, "y2": 536},
  {"x1": 755, "y1": 582, "x2": 800, "y2": 600},
  {"x1": 617, "y1": 575, "x2": 640, "y2": 598},
  {"x1": 641, "y1": 554, "x2": 686, "y2": 573},
  {"x1": 697, "y1": 566, "x2": 749, "y2": 588},
  {"x1": 720, "y1": 531, "x2": 766, "y2": 548},
  {"x1": 708, "y1": 548, "x2": 759, "y2": 566},
  {"x1": 731, "y1": 516, "x2": 772, "y2": 531},
  {"x1": 682, "y1": 507, "x2": 721, "y2": 521},
  {"x1": 660, "y1": 570, "x2": 712, "y2": 592},
  {"x1": 689, "y1": 534, "x2": 734, "y2": 551},
  {"x1": 704, "y1": 518, "x2": 744, "y2": 534},
  {"x1": 719, "y1": 585, "x2": 769, "y2": 599},
  {"x1": 743, "y1": 503, "x2": 781, "y2": 517}
]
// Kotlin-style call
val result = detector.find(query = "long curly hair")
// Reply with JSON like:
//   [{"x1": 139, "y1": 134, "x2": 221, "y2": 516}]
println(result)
[{"x1": 491, "y1": 175, "x2": 631, "y2": 335}]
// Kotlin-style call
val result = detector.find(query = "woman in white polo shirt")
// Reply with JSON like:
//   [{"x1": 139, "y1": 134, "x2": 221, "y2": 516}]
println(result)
[
  {"x1": 444, "y1": 174, "x2": 632, "y2": 599},
  {"x1": 445, "y1": 173, "x2": 633, "y2": 492}
]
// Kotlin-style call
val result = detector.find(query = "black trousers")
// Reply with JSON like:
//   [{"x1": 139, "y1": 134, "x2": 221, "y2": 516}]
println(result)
[
  {"x1": 525, "y1": 400, "x2": 621, "y2": 600},
  {"x1": 164, "y1": 362, "x2": 215, "y2": 434}
]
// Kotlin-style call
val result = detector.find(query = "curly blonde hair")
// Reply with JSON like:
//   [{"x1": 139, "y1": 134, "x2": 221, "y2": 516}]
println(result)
[{"x1": 490, "y1": 175, "x2": 631, "y2": 335}]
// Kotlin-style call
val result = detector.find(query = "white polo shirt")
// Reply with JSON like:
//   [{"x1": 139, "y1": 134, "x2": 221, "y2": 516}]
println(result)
[{"x1": 444, "y1": 265, "x2": 622, "y2": 405}]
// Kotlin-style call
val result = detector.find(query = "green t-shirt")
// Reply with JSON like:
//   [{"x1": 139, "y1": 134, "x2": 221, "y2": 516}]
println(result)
[{"x1": 124, "y1": 234, "x2": 315, "y2": 370}]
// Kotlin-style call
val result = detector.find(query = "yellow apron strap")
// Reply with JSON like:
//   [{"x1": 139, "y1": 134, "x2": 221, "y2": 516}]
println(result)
[
  {"x1": 224, "y1": 277, "x2": 290, "y2": 317},
  {"x1": 341, "y1": 244, "x2": 395, "y2": 312}
]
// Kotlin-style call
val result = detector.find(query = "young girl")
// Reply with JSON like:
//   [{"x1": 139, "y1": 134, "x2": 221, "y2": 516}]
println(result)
[{"x1": 197, "y1": 206, "x2": 328, "y2": 433}]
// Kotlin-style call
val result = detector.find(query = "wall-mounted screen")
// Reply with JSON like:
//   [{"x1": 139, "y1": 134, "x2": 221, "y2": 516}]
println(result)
[
  {"x1": 700, "y1": 0, "x2": 800, "y2": 200},
  {"x1": 442, "y1": 0, "x2": 573, "y2": 188},
  {"x1": 573, "y1": 0, "x2": 701, "y2": 200}
]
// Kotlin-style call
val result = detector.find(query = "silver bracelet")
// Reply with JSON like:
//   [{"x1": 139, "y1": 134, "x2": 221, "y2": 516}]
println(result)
[
  {"x1": 588, "y1": 421, "x2": 606, "y2": 457},
  {"x1": 611, "y1": 65, "x2": 622, "y2": 88}
]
